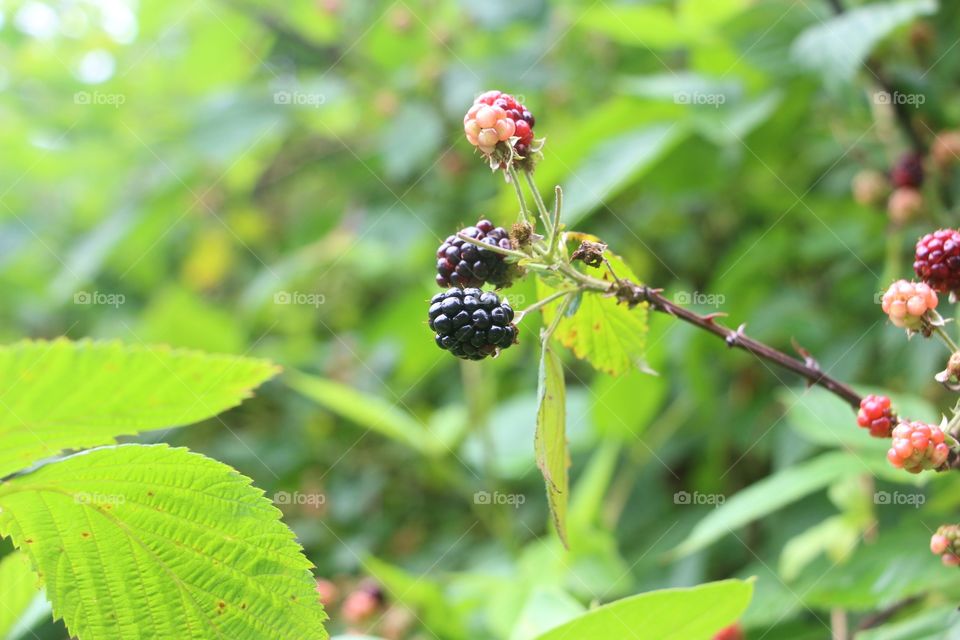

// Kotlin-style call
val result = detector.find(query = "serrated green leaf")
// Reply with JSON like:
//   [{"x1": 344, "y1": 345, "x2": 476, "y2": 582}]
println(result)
[
  {"x1": 536, "y1": 340, "x2": 569, "y2": 548},
  {"x1": 790, "y1": 0, "x2": 938, "y2": 85},
  {"x1": 0, "y1": 444, "x2": 327, "y2": 640},
  {"x1": 0, "y1": 551, "x2": 43, "y2": 639},
  {"x1": 534, "y1": 579, "x2": 753, "y2": 640},
  {"x1": 670, "y1": 451, "x2": 862, "y2": 557},
  {"x1": 538, "y1": 235, "x2": 648, "y2": 376},
  {"x1": 0, "y1": 339, "x2": 279, "y2": 479}
]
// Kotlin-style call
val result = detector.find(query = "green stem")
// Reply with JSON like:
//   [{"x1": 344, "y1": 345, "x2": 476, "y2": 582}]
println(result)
[
  {"x1": 517, "y1": 288, "x2": 577, "y2": 323},
  {"x1": 456, "y1": 232, "x2": 529, "y2": 260},
  {"x1": 523, "y1": 169, "x2": 553, "y2": 236},
  {"x1": 546, "y1": 186, "x2": 564, "y2": 261},
  {"x1": 933, "y1": 325, "x2": 960, "y2": 353},
  {"x1": 542, "y1": 293, "x2": 574, "y2": 343},
  {"x1": 507, "y1": 164, "x2": 532, "y2": 225}
]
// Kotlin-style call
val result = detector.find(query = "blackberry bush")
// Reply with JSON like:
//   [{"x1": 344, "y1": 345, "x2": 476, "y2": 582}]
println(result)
[{"x1": 428, "y1": 288, "x2": 517, "y2": 360}]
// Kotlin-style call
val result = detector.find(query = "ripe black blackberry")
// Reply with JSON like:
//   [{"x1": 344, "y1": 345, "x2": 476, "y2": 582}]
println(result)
[
  {"x1": 436, "y1": 219, "x2": 514, "y2": 288},
  {"x1": 428, "y1": 288, "x2": 517, "y2": 360}
]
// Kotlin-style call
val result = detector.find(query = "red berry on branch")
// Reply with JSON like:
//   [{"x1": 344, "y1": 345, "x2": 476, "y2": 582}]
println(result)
[
  {"x1": 857, "y1": 395, "x2": 895, "y2": 438},
  {"x1": 914, "y1": 229, "x2": 960, "y2": 294},
  {"x1": 887, "y1": 420, "x2": 950, "y2": 473}
]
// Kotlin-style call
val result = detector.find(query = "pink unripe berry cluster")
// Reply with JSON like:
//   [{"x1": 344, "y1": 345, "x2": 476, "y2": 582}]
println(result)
[
  {"x1": 887, "y1": 420, "x2": 950, "y2": 473},
  {"x1": 880, "y1": 279, "x2": 938, "y2": 329},
  {"x1": 857, "y1": 394, "x2": 895, "y2": 438},
  {"x1": 930, "y1": 525, "x2": 960, "y2": 567},
  {"x1": 464, "y1": 103, "x2": 516, "y2": 155}
]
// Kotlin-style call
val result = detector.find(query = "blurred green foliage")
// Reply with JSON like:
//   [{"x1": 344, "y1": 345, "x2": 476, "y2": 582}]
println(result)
[{"x1": 4, "y1": 0, "x2": 960, "y2": 637}]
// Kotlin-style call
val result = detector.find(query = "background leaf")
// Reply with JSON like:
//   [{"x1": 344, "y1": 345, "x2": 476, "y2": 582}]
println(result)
[
  {"x1": 534, "y1": 579, "x2": 753, "y2": 640},
  {"x1": 791, "y1": 0, "x2": 938, "y2": 84}
]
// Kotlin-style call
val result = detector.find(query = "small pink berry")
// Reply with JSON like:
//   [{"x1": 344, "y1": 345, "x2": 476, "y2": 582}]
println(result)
[
  {"x1": 943, "y1": 553, "x2": 960, "y2": 567},
  {"x1": 932, "y1": 534, "x2": 950, "y2": 555}
]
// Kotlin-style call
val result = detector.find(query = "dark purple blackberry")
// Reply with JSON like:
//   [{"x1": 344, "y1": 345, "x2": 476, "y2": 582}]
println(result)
[
  {"x1": 428, "y1": 288, "x2": 517, "y2": 360},
  {"x1": 891, "y1": 152, "x2": 924, "y2": 189},
  {"x1": 435, "y1": 219, "x2": 514, "y2": 288}
]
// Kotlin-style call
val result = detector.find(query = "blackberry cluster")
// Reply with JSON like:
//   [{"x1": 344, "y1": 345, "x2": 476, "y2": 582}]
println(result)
[
  {"x1": 429, "y1": 288, "x2": 517, "y2": 360},
  {"x1": 914, "y1": 229, "x2": 960, "y2": 294},
  {"x1": 436, "y1": 219, "x2": 514, "y2": 288}
]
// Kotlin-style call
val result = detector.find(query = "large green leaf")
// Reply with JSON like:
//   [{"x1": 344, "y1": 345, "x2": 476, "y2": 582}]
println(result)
[
  {"x1": 0, "y1": 339, "x2": 279, "y2": 478},
  {"x1": 0, "y1": 444, "x2": 327, "y2": 640},
  {"x1": 538, "y1": 235, "x2": 648, "y2": 376},
  {"x1": 534, "y1": 579, "x2": 753, "y2": 640},
  {"x1": 670, "y1": 451, "x2": 861, "y2": 557},
  {"x1": 0, "y1": 551, "x2": 44, "y2": 640},
  {"x1": 536, "y1": 340, "x2": 569, "y2": 548},
  {"x1": 790, "y1": 0, "x2": 938, "y2": 84}
]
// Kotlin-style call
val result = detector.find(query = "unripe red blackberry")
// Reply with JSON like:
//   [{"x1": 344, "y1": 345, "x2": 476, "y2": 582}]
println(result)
[
  {"x1": 880, "y1": 279, "x2": 938, "y2": 330},
  {"x1": 888, "y1": 188, "x2": 923, "y2": 225},
  {"x1": 857, "y1": 394, "x2": 895, "y2": 438},
  {"x1": 852, "y1": 169, "x2": 888, "y2": 207},
  {"x1": 464, "y1": 90, "x2": 537, "y2": 167},
  {"x1": 428, "y1": 288, "x2": 517, "y2": 360},
  {"x1": 436, "y1": 219, "x2": 515, "y2": 288},
  {"x1": 914, "y1": 229, "x2": 960, "y2": 294},
  {"x1": 930, "y1": 525, "x2": 960, "y2": 567},
  {"x1": 887, "y1": 420, "x2": 950, "y2": 473},
  {"x1": 891, "y1": 152, "x2": 925, "y2": 189},
  {"x1": 932, "y1": 131, "x2": 960, "y2": 168}
]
